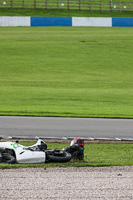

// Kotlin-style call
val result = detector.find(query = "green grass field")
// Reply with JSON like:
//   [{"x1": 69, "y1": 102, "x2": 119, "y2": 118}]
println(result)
[
  {"x1": 0, "y1": 27, "x2": 133, "y2": 118},
  {"x1": 0, "y1": 8, "x2": 121, "y2": 17},
  {"x1": 0, "y1": 141, "x2": 133, "y2": 168},
  {"x1": 1, "y1": 8, "x2": 133, "y2": 17}
]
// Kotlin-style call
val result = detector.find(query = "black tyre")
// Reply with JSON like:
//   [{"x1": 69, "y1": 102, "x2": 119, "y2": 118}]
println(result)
[
  {"x1": 46, "y1": 150, "x2": 72, "y2": 163},
  {"x1": 0, "y1": 153, "x2": 16, "y2": 164}
]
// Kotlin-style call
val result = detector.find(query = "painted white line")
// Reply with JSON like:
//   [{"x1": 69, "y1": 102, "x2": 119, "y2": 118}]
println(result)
[
  {"x1": 1, "y1": 136, "x2": 133, "y2": 141},
  {"x1": 115, "y1": 137, "x2": 122, "y2": 141}
]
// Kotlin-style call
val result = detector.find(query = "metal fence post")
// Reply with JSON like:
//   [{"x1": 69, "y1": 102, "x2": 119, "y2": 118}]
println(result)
[
  {"x1": 110, "y1": 0, "x2": 112, "y2": 11},
  {"x1": 89, "y1": 0, "x2": 91, "y2": 11},
  {"x1": 129, "y1": 1, "x2": 131, "y2": 11},
  {"x1": 68, "y1": 0, "x2": 69, "y2": 10},
  {"x1": 45, "y1": 0, "x2": 47, "y2": 9},
  {"x1": 119, "y1": 1, "x2": 121, "y2": 11},
  {"x1": 34, "y1": 0, "x2": 36, "y2": 8},
  {"x1": 100, "y1": 0, "x2": 102, "y2": 11},
  {"x1": 57, "y1": 0, "x2": 59, "y2": 9},
  {"x1": 11, "y1": 0, "x2": 13, "y2": 8},
  {"x1": 23, "y1": 0, "x2": 24, "y2": 9}
]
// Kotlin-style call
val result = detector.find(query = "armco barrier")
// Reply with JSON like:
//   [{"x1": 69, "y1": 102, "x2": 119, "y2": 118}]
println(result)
[{"x1": 0, "y1": 17, "x2": 133, "y2": 27}]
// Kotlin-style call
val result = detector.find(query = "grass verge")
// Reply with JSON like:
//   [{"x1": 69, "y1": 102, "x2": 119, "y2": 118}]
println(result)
[
  {"x1": 0, "y1": 27, "x2": 133, "y2": 118},
  {"x1": 0, "y1": 141, "x2": 133, "y2": 168},
  {"x1": 1, "y1": 8, "x2": 133, "y2": 17}
]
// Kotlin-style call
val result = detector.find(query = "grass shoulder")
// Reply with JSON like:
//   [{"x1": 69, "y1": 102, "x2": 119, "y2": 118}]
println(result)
[
  {"x1": 0, "y1": 140, "x2": 133, "y2": 168},
  {"x1": 1, "y1": 8, "x2": 133, "y2": 17}
]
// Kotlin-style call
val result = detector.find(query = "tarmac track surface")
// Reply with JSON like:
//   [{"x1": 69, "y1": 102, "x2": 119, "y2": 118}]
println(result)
[
  {"x1": 0, "y1": 166, "x2": 133, "y2": 200},
  {"x1": 0, "y1": 116, "x2": 133, "y2": 139}
]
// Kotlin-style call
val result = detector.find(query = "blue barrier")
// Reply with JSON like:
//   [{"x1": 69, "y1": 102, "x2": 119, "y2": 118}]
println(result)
[
  {"x1": 31, "y1": 17, "x2": 72, "y2": 26},
  {"x1": 112, "y1": 18, "x2": 133, "y2": 27}
]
